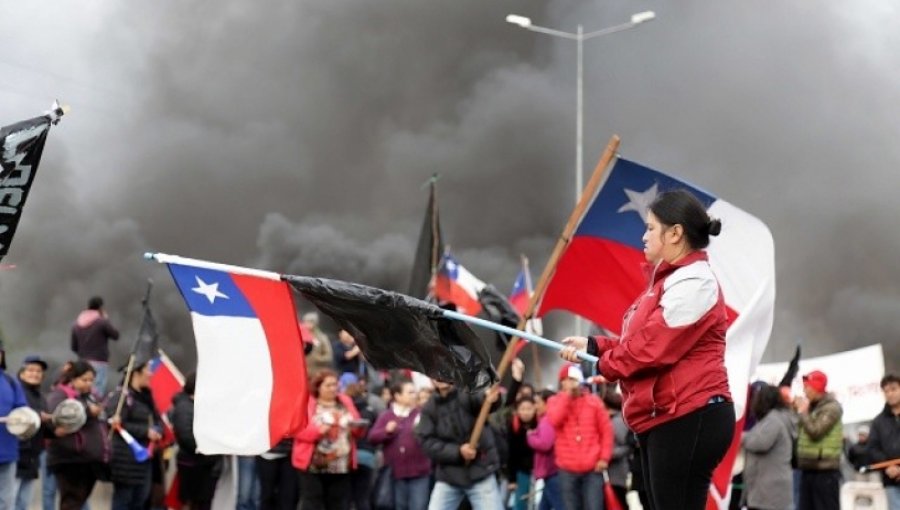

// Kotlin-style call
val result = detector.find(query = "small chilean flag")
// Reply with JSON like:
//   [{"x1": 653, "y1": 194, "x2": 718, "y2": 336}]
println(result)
[
  {"x1": 149, "y1": 351, "x2": 184, "y2": 416},
  {"x1": 509, "y1": 270, "x2": 529, "y2": 316},
  {"x1": 155, "y1": 254, "x2": 309, "y2": 455},
  {"x1": 434, "y1": 253, "x2": 485, "y2": 316}
]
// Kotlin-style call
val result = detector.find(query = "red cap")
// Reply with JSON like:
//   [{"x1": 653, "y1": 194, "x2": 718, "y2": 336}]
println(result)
[
  {"x1": 802, "y1": 370, "x2": 828, "y2": 393},
  {"x1": 558, "y1": 364, "x2": 584, "y2": 383}
]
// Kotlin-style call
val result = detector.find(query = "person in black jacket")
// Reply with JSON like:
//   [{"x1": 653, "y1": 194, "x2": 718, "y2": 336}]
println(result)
[
  {"x1": 12, "y1": 355, "x2": 50, "y2": 510},
  {"x1": 414, "y1": 379, "x2": 502, "y2": 510},
  {"x1": 46, "y1": 360, "x2": 108, "y2": 510},
  {"x1": 867, "y1": 373, "x2": 900, "y2": 509},
  {"x1": 106, "y1": 362, "x2": 162, "y2": 510},
  {"x1": 171, "y1": 373, "x2": 222, "y2": 510}
]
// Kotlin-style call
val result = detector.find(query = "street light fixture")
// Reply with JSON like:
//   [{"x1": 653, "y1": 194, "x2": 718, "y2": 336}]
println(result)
[{"x1": 506, "y1": 10, "x2": 656, "y2": 336}]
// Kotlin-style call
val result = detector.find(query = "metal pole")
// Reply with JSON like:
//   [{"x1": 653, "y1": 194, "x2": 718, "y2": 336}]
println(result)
[{"x1": 575, "y1": 25, "x2": 585, "y2": 338}]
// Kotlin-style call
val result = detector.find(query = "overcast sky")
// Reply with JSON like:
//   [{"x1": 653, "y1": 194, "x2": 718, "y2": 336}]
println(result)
[{"x1": 1, "y1": 1, "x2": 897, "y2": 374}]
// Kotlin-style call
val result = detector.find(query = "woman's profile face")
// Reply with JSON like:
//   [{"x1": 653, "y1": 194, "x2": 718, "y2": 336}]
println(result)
[{"x1": 642, "y1": 212, "x2": 666, "y2": 263}]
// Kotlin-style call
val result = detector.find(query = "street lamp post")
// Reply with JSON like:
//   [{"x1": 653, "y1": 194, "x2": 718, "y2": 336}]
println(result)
[{"x1": 507, "y1": 11, "x2": 656, "y2": 336}]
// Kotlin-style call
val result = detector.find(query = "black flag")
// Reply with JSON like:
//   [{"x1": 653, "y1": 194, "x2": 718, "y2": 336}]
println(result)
[
  {"x1": 408, "y1": 178, "x2": 443, "y2": 299},
  {"x1": 287, "y1": 275, "x2": 496, "y2": 391},
  {"x1": 478, "y1": 285, "x2": 522, "y2": 351},
  {"x1": 131, "y1": 281, "x2": 160, "y2": 367},
  {"x1": 778, "y1": 345, "x2": 802, "y2": 388},
  {"x1": 0, "y1": 104, "x2": 65, "y2": 261}
]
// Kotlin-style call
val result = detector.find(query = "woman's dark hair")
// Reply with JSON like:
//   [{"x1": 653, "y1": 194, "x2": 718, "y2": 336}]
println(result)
[
  {"x1": 62, "y1": 360, "x2": 95, "y2": 384},
  {"x1": 649, "y1": 189, "x2": 722, "y2": 250},
  {"x1": 389, "y1": 379, "x2": 414, "y2": 399},
  {"x1": 310, "y1": 369, "x2": 338, "y2": 399},
  {"x1": 750, "y1": 383, "x2": 787, "y2": 420},
  {"x1": 538, "y1": 389, "x2": 556, "y2": 402},
  {"x1": 515, "y1": 396, "x2": 535, "y2": 408}
]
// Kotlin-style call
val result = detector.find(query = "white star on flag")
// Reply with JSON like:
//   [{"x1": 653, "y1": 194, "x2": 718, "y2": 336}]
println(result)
[
  {"x1": 192, "y1": 276, "x2": 229, "y2": 304},
  {"x1": 617, "y1": 183, "x2": 659, "y2": 221}
]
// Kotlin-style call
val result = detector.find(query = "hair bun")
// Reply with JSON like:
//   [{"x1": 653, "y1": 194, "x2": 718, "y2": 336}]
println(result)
[{"x1": 707, "y1": 218, "x2": 722, "y2": 236}]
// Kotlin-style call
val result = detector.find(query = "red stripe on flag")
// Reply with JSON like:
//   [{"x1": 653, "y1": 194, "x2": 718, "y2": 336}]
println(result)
[
  {"x1": 434, "y1": 275, "x2": 483, "y2": 315},
  {"x1": 151, "y1": 361, "x2": 184, "y2": 416},
  {"x1": 232, "y1": 275, "x2": 309, "y2": 446},
  {"x1": 538, "y1": 238, "x2": 645, "y2": 332}
]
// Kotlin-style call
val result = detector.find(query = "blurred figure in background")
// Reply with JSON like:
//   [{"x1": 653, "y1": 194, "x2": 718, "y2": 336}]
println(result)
[
  {"x1": 172, "y1": 373, "x2": 222, "y2": 510},
  {"x1": 302, "y1": 312, "x2": 334, "y2": 376},
  {"x1": 46, "y1": 361, "x2": 107, "y2": 510},
  {"x1": 70, "y1": 296, "x2": 119, "y2": 395},
  {"x1": 12, "y1": 355, "x2": 49, "y2": 510},
  {"x1": 741, "y1": 383, "x2": 796, "y2": 510},
  {"x1": 293, "y1": 369, "x2": 365, "y2": 510},
  {"x1": 368, "y1": 380, "x2": 432, "y2": 510}
]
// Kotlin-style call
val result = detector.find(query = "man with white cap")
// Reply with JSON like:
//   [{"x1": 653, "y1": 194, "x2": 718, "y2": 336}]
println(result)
[
  {"x1": 794, "y1": 369, "x2": 843, "y2": 510},
  {"x1": 545, "y1": 363, "x2": 613, "y2": 510}
]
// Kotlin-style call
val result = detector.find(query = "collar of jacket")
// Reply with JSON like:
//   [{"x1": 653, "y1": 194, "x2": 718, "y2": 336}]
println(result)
[{"x1": 642, "y1": 250, "x2": 709, "y2": 285}]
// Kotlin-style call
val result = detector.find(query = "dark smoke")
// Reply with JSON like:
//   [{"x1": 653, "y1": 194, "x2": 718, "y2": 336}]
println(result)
[{"x1": 0, "y1": 1, "x2": 897, "y2": 378}]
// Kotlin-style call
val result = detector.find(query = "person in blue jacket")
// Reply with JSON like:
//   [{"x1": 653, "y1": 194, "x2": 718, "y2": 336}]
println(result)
[{"x1": 0, "y1": 340, "x2": 28, "y2": 509}]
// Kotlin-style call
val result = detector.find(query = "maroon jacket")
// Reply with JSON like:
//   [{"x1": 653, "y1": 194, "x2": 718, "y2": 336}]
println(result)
[
  {"x1": 592, "y1": 251, "x2": 731, "y2": 434},
  {"x1": 70, "y1": 310, "x2": 119, "y2": 362},
  {"x1": 367, "y1": 405, "x2": 431, "y2": 479}
]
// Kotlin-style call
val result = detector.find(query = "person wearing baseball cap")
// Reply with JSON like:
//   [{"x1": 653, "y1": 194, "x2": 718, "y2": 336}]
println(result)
[
  {"x1": 544, "y1": 364, "x2": 613, "y2": 510},
  {"x1": 12, "y1": 355, "x2": 50, "y2": 509},
  {"x1": 795, "y1": 369, "x2": 843, "y2": 510}
]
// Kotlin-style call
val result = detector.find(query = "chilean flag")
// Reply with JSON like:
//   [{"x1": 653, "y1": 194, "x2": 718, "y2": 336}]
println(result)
[
  {"x1": 149, "y1": 351, "x2": 184, "y2": 416},
  {"x1": 538, "y1": 158, "x2": 775, "y2": 508},
  {"x1": 434, "y1": 253, "x2": 486, "y2": 315},
  {"x1": 156, "y1": 254, "x2": 309, "y2": 455},
  {"x1": 509, "y1": 270, "x2": 530, "y2": 316}
]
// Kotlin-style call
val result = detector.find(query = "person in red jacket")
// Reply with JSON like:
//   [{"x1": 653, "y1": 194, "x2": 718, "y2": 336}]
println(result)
[
  {"x1": 545, "y1": 364, "x2": 613, "y2": 510},
  {"x1": 292, "y1": 369, "x2": 366, "y2": 510},
  {"x1": 560, "y1": 189, "x2": 735, "y2": 510}
]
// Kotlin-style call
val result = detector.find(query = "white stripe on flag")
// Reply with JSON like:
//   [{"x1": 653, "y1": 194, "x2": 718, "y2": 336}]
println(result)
[
  {"x1": 455, "y1": 265, "x2": 486, "y2": 297},
  {"x1": 706, "y1": 199, "x2": 776, "y2": 419},
  {"x1": 192, "y1": 314, "x2": 274, "y2": 454}
]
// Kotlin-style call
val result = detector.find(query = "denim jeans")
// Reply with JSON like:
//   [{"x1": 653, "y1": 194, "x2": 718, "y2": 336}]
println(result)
[
  {"x1": 512, "y1": 471, "x2": 531, "y2": 510},
  {"x1": 0, "y1": 462, "x2": 17, "y2": 510},
  {"x1": 237, "y1": 456, "x2": 260, "y2": 510},
  {"x1": 13, "y1": 477, "x2": 36, "y2": 510},
  {"x1": 558, "y1": 470, "x2": 604, "y2": 510},
  {"x1": 538, "y1": 474, "x2": 565, "y2": 510},
  {"x1": 87, "y1": 361, "x2": 108, "y2": 397},
  {"x1": 886, "y1": 485, "x2": 900, "y2": 510},
  {"x1": 111, "y1": 468, "x2": 153, "y2": 510},
  {"x1": 393, "y1": 475, "x2": 430, "y2": 510},
  {"x1": 427, "y1": 475, "x2": 500, "y2": 510}
]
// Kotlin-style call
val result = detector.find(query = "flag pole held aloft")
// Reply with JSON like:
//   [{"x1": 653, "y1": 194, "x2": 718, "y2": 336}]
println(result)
[{"x1": 442, "y1": 309, "x2": 598, "y2": 364}]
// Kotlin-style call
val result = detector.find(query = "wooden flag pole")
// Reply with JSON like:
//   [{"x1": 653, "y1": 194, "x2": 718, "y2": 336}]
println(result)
[
  {"x1": 522, "y1": 254, "x2": 544, "y2": 387},
  {"x1": 467, "y1": 134, "x2": 621, "y2": 449}
]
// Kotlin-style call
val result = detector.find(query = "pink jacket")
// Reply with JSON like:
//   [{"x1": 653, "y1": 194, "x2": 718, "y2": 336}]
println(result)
[
  {"x1": 526, "y1": 416, "x2": 558, "y2": 480},
  {"x1": 593, "y1": 251, "x2": 732, "y2": 434},
  {"x1": 292, "y1": 394, "x2": 363, "y2": 471}
]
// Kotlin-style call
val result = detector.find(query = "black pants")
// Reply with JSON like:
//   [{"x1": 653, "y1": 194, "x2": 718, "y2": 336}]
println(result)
[
  {"x1": 298, "y1": 471, "x2": 351, "y2": 510},
  {"x1": 637, "y1": 401, "x2": 735, "y2": 510},
  {"x1": 350, "y1": 465, "x2": 373, "y2": 510},
  {"x1": 798, "y1": 469, "x2": 840, "y2": 510},
  {"x1": 54, "y1": 463, "x2": 99, "y2": 510},
  {"x1": 258, "y1": 456, "x2": 299, "y2": 510}
]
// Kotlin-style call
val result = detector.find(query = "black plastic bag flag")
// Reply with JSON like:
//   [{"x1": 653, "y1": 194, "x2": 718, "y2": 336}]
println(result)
[
  {"x1": 0, "y1": 103, "x2": 66, "y2": 261},
  {"x1": 287, "y1": 275, "x2": 496, "y2": 392}
]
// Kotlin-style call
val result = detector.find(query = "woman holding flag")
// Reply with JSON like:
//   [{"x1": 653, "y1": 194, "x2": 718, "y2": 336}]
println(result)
[
  {"x1": 106, "y1": 361, "x2": 163, "y2": 510},
  {"x1": 560, "y1": 189, "x2": 735, "y2": 510}
]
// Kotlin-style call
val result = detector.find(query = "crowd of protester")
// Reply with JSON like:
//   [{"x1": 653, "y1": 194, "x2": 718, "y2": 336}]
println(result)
[{"x1": 0, "y1": 300, "x2": 898, "y2": 510}]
